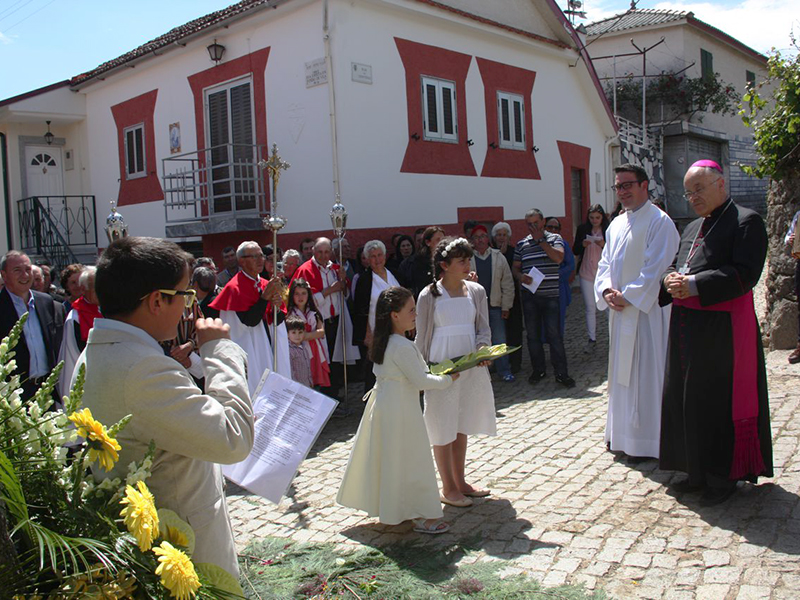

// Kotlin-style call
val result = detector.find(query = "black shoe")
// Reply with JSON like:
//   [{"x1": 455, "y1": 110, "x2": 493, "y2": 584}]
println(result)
[
  {"x1": 670, "y1": 478, "x2": 705, "y2": 494},
  {"x1": 698, "y1": 485, "x2": 737, "y2": 507},
  {"x1": 528, "y1": 371, "x2": 546, "y2": 384},
  {"x1": 555, "y1": 374, "x2": 575, "y2": 388}
]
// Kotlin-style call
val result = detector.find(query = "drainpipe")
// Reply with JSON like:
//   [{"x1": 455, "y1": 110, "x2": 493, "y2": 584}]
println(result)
[
  {"x1": 603, "y1": 135, "x2": 616, "y2": 210},
  {"x1": 323, "y1": 0, "x2": 340, "y2": 199},
  {"x1": 0, "y1": 133, "x2": 12, "y2": 250}
]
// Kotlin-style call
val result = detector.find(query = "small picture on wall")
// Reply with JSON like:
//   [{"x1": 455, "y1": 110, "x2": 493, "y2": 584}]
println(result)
[{"x1": 169, "y1": 122, "x2": 181, "y2": 154}]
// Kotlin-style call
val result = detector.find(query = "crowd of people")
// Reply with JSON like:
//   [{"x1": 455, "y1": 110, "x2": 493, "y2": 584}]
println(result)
[{"x1": 0, "y1": 159, "x2": 784, "y2": 572}]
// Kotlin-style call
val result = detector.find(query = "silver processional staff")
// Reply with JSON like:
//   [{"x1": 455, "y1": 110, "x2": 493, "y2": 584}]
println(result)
[{"x1": 330, "y1": 196, "x2": 349, "y2": 402}]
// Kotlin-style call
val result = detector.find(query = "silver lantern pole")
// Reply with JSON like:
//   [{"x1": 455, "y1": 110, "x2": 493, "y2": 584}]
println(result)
[
  {"x1": 259, "y1": 144, "x2": 290, "y2": 368},
  {"x1": 330, "y1": 196, "x2": 348, "y2": 402},
  {"x1": 104, "y1": 200, "x2": 129, "y2": 243}
]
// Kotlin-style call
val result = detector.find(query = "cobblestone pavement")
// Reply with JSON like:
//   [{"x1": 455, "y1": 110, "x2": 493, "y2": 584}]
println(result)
[{"x1": 228, "y1": 280, "x2": 800, "y2": 599}]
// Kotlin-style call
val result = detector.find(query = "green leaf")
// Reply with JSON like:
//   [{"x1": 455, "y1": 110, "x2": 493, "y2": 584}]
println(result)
[
  {"x1": 196, "y1": 562, "x2": 246, "y2": 598},
  {"x1": 0, "y1": 449, "x2": 29, "y2": 528}
]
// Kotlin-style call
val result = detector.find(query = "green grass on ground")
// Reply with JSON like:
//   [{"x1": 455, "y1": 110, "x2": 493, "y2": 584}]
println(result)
[{"x1": 239, "y1": 536, "x2": 606, "y2": 599}]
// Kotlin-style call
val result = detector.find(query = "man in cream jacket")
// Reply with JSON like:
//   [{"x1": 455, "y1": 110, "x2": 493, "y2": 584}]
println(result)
[
  {"x1": 77, "y1": 237, "x2": 253, "y2": 577},
  {"x1": 469, "y1": 225, "x2": 515, "y2": 381}
]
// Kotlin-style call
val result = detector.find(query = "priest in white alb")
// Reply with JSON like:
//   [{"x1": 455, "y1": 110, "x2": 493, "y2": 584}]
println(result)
[
  {"x1": 595, "y1": 164, "x2": 680, "y2": 460},
  {"x1": 208, "y1": 241, "x2": 290, "y2": 394}
]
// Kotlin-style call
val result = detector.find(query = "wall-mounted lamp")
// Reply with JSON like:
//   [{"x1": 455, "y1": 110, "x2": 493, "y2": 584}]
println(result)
[
  {"x1": 466, "y1": 139, "x2": 474, "y2": 147},
  {"x1": 207, "y1": 39, "x2": 225, "y2": 64},
  {"x1": 410, "y1": 133, "x2": 420, "y2": 141},
  {"x1": 489, "y1": 142, "x2": 498, "y2": 150},
  {"x1": 44, "y1": 121, "x2": 54, "y2": 146}
]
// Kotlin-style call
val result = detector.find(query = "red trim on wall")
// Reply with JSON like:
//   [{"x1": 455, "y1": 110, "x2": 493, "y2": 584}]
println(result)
[
  {"x1": 187, "y1": 48, "x2": 271, "y2": 213},
  {"x1": 557, "y1": 140, "x2": 591, "y2": 244},
  {"x1": 476, "y1": 58, "x2": 540, "y2": 180},
  {"x1": 395, "y1": 38, "x2": 476, "y2": 176},
  {"x1": 110, "y1": 90, "x2": 163, "y2": 206}
]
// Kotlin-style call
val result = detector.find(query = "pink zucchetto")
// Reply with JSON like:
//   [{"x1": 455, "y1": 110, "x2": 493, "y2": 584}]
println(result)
[{"x1": 690, "y1": 159, "x2": 723, "y2": 173}]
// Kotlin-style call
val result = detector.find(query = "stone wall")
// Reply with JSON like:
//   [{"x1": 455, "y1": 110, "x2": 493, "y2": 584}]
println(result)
[
  {"x1": 729, "y1": 136, "x2": 769, "y2": 215},
  {"x1": 764, "y1": 178, "x2": 800, "y2": 350},
  {"x1": 619, "y1": 138, "x2": 665, "y2": 200}
]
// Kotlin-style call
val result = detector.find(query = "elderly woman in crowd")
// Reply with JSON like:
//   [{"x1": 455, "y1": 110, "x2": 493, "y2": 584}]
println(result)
[
  {"x1": 399, "y1": 226, "x2": 445, "y2": 297},
  {"x1": 353, "y1": 240, "x2": 401, "y2": 390},
  {"x1": 58, "y1": 266, "x2": 100, "y2": 394},
  {"x1": 281, "y1": 249, "x2": 301, "y2": 283},
  {"x1": 491, "y1": 222, "x2": 523, "y2": 374}
]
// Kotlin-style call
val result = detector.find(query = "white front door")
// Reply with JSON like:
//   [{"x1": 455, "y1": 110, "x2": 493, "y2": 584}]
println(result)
[{"x1": 25, "y1": 145, "x2": 64, "y2": 198}]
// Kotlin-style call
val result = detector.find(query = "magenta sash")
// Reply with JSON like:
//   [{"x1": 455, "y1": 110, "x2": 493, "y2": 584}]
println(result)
[{"x1": 674, "y1": 290, "x2": 765, "y2": 479}]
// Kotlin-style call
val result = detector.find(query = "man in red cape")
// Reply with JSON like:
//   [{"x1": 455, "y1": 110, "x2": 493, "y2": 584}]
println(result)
[
  {"x1": 209, "y1": 241, "x2": 287, "y2": 394},
  {"x1": 659, "y1": 160, "x2": 773, "y2": 506},
  {"x1": 291, "y1": 237, "x2": 359, "y2": 403}
]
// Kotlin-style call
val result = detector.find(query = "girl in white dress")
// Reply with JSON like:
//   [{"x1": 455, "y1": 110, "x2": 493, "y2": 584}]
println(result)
[
  {"x1": 337, "y1": 287, "x2": 457, "y2": 533},
  {"x1": 416, "y1": 237, "x2": 497, "y2": 507}
]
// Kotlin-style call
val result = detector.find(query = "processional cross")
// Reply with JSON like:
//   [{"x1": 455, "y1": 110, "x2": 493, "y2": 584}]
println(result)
[{"x1": 258, "y1": 144, "x2": 291, "y2": 367}]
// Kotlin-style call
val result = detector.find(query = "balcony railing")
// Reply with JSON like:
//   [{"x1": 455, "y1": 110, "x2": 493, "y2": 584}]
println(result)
[
  {"x1": 162, "y1": 143, "x2": 267, "y2": 224},
  {"x1": 17, "y1": 195, "x2": 97, "y2": 273}
]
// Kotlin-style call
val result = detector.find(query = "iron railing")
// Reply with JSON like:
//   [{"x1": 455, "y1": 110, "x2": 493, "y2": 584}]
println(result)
[
  {"x1": 17, "y1": 195, "x2": 97, "y2": 273},
  {"x1": 162, "y1": 143, "x2": 267, "y2": 224}
]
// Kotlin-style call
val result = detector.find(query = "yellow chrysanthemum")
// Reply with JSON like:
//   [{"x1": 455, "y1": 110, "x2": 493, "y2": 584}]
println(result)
[
  {"x1": 68, "y1": 408, "x2": 121, "y2": 471},
  {"x1": 152, "y1": 541, "x2": 201, "y2": 600},
  {"x1": 119, "y1": 481, "x2": 160, "y2": 552}
]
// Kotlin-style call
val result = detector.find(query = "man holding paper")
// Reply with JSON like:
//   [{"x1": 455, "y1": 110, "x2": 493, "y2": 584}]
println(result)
[
  {"x1": 513, "y1": 209, "x2": 575, "y2": 388},
  {"x1": 595, "y1": 164, "x2": 679, "y2": 460}
]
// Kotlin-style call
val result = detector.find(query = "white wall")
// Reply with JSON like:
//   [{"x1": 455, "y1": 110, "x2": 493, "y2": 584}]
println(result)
[
  {"x1": 588, "y1": 23, "x2": 766, "y2": 139},
  {"x1": 82, "y1": 0, "x2": 332, "y2": 244},
  {"x1": 77, "y1": 0, "x2": 615, "y2": 245},
  {"x1": 330, "y1": 0, "x2": 616, "y2": 227}
]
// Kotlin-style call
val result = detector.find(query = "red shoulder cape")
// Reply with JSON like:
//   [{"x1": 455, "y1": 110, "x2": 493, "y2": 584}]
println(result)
[
  {"x1": 291, "y1": 260, "x2": 339, "y2": 293},
  {"x1": 208, "y1": 271, "x2": 265, "y2": 312}
]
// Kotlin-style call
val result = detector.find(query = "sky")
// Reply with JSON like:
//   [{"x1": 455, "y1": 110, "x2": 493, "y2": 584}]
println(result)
[{"x1": 0, "y1": 0, "x2": 797, "y2": 100}]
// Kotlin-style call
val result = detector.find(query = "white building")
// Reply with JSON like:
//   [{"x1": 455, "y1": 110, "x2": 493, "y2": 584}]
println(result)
[
  {"x1": 0, "y1": 0, "x2": 619, "y2": 270},
  {"x1": 585, "y1": 8, "x2": 769, "y2": 219}
]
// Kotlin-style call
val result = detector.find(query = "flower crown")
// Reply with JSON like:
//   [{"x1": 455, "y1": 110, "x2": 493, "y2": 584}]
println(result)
[{"x1": 440, "y1": 237, "x2": 469, "y2": 259}]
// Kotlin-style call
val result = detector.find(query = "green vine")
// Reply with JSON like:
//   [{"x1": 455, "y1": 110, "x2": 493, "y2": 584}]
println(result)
[
  {"x1": 606, "y1": 71, "x2": 740, "y2": 126},
  {"x1": 740, "y1": 39, "x2": 800, "y2": 181}
]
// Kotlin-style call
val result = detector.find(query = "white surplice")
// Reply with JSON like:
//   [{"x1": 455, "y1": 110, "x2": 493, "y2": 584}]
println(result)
[
  {"x1": 219, "y1": 311, "x2": 291, "y2": 395},
  {"x1": 594, "y1": 201, "x2": 680, "y2": 458}
]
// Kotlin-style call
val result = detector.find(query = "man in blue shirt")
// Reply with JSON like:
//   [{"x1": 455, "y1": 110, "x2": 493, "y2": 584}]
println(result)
[
  {"x1": 513, "y1": 209, "x2": 575, "y2": 388},
  {"x1": 0, "y1": 251, "x2": 64, "y2": 402}
]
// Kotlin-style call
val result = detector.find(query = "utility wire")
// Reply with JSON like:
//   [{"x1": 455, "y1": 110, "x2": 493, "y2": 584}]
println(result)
[
  {"x1": 0, "y1": 0, "x2": 36, "y2": 23},
  {"x1": 3, "y1": 0, "x2": 58, "y2": 32}
]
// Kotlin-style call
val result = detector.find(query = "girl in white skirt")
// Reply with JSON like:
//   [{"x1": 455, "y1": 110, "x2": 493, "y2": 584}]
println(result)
[
  {"x1": 337, "y1": 287, "x2": 457, "y2": 533},
  {"x1": 416, "y1": 237, "x2": 497, "y2": 507}
]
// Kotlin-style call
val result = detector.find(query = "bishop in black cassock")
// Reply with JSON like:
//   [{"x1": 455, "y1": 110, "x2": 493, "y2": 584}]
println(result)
[{"x1": 658, "y1": 160, "x2": 773, "y2": 507}]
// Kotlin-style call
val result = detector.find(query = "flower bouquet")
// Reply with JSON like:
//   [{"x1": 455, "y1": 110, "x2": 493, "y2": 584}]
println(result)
[
  {"x1": 0, "y1": 314, "x2": 243, "y2": 599},
  {"x1": 429, "y1": 344, "x2": 521, "y2": 375}
]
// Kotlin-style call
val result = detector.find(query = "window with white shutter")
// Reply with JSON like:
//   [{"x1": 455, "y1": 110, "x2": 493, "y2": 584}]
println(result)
[
  {"x1": 497, "y1": 92, "x2": 525, "y2": 150},
  {"x1": 421, "y1": 76, "x2": 458, "y2": 142},
  {"x1": 123, "y1": 123, "x2": 146, "y2": 179},
  {"x1": 205, "y1": 78, "x2": 255, "y2": 213}
]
